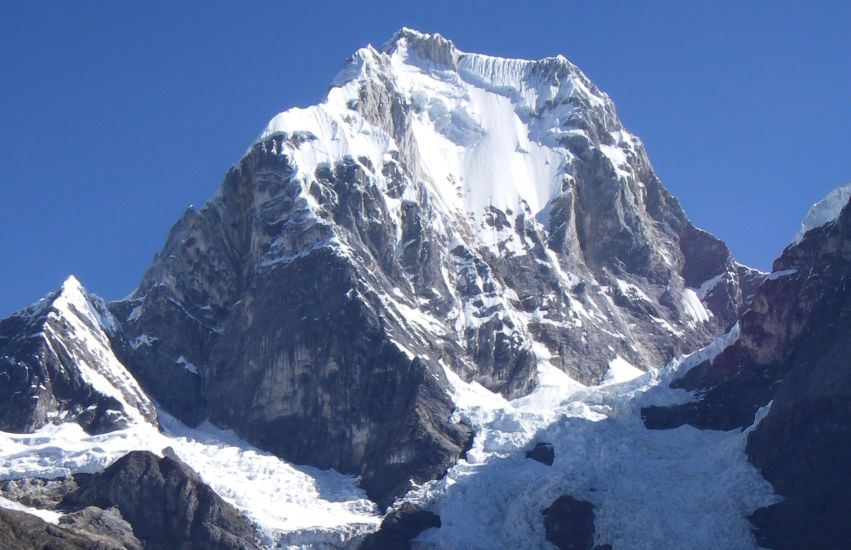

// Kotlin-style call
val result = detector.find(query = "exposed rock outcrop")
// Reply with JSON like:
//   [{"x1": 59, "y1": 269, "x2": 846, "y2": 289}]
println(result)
[
  {"x1": 642, "y1": 195, "x2": 851, "y2": 547},
  {"x1": 0, "y1": 505, "x2": 129, "y2": 550},
  {"x1": 542, "y1": 495, "x2": 606, "y2": 550},
  {"x1": 359, "y1": 502, "x2": 441, "y2": 550},
  {"x1": 62, "y1": 451, "x2": 260, "y2": 550},
  {"x1": 526, "y1": 442, "x2": 555, "y2": 465},
  {"x1": 59, "y1": 506, "x2": 142, "y2": 550}
]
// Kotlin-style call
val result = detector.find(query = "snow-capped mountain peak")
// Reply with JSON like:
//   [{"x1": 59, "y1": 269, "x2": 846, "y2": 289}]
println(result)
[
  {"x1": 0, "y1": 276, "x2": 156, "y2": 434},
  {"x1": 380, "y1": 27, "x2": 460, "y2": 68},
  {"x1": 5, "y1": 28, "x2": 832, "y2": 549},
  {"x1": 259, "y1": 27, "x2": 633, "y2": 226}
]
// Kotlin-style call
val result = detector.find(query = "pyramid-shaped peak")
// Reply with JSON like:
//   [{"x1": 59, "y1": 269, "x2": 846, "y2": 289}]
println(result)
[{"x1": 60, "y1": 274, "x2": 85, "y2": 295}]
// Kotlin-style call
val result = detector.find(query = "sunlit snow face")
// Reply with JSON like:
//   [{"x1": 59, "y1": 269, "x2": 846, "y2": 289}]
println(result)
[{"x1": 256, "y1": 33, "x2": 637, "y2": 235}]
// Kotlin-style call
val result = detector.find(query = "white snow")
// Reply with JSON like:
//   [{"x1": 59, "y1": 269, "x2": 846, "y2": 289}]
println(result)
[
  {"x1": 0, "y1": 410, "x2": 379, "y2": 545},
  {"x1": 176, "y1": 355, "x2": 198, "y2": 374},
  {"x1": 0, "y1": 495, "x2": 62, "y2": 524},
  {"x1": 650, "y1": 315, "x2": 685, "y2": 337},
  {"x1": 764, "y1": 268, "x2": 798, "y2": 281},
  {"x1": 615, "y1": 278, "x2": 652, "y2": 303},
  {"x1": 129, "y1": 334, "x2": 157, "y2": 349},
  {"x1": 127, "y1": 304, "x2": 143, "y2": 322},
  {"x1": 249, "y1": 27, "x2": 634, "y2": 257},
  {"x1": 404, "y1": 325, "x2": 775, "y2": 550},
  {"x1": 681, "y1": 288, "x2": 712, "y2": 326},
  {"x1": 601, "y1": 355, "x2": 644, "y2": 385},
  {"x1": 793, "y1": 182, "x2": 851, "y2": 244},
  {"x1": 696, "y1": 272, "x2": 725, "y2": 300},
  {"x1": 599, "y1": 143, "x2": 632, "y2": 181}
]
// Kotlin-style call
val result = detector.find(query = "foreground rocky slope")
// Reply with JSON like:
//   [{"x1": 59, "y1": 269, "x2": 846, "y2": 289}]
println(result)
[
  {"x1": 0, "y1": 451, "x2": 259, "y2": 550},
  {"x1": 64, "y1": 451, "x2": 260, "y2": 549},
  {"x1": 0, "y1": 505, "x2": 132, "y2": 550}
]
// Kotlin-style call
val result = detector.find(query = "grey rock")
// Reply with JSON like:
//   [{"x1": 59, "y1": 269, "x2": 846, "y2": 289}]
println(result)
[
  {"x1": 62, "y1": 450, "x2": 260, "y2": 550},
  {"x1": 0, "y1": 504, "x2": 125, "y2": 550},
  {"x1": 0, "y1": 476, "x2": 79, "y2": 510},
  {"x1": 359, "y1": 502, "x2": 441, "y2": 550},
  {"x1": 542, "y1": 495, "x2": 599, "y2": 550},
  {"x1": 526, "y1": 442, "x2": 555, "y2": 465},
  {"x1": 59, "y1": 506, "x2": 142, "y2": 550}
]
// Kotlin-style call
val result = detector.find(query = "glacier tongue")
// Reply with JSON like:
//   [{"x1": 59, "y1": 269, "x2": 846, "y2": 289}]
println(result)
[{"x1": 405, "y1": 328, "x2": 777, "y2": 550}]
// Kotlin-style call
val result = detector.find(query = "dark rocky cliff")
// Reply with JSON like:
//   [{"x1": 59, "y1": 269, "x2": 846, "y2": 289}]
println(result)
[{"x1": 643, "y1": 198, "x2": 851, "y2": 548}]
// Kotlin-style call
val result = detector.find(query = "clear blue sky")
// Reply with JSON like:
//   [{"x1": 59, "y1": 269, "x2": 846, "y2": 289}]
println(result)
[{"x1": 1, "y1": 1, "x2": 848, "y2": 316}]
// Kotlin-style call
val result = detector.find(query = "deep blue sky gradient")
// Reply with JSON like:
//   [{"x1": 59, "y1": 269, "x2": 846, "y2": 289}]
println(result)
[{"x1": 1, "y1": 1, "x2": 848, "y2": 316}]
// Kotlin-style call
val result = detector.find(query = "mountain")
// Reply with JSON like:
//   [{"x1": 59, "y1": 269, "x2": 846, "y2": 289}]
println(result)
[
  {"x1": 2, "y1": 28, "x2": 845, "y2": 549},
  {"x1": 104, "y1": 28, "x2": 757, "y2": 505},
  {"x1": 0, "y1": 276, "x2": 156, "y2": 434},
  {"x1": 643, "y1": 188, "x2": 851, "y2": 548}
]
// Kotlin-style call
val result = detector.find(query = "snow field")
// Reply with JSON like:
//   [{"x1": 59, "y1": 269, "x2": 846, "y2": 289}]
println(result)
[
  {"x1": 409, "y1": 328, "x2": 777, "y2": 549},
  {"x1": 0, "y1": 410, "x2": 380, "y2": 546}
]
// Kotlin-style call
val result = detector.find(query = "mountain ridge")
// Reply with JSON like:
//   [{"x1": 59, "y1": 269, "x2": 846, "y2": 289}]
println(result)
[
  {"x1": 9, "y1": 29, "x2": 845, "y2": 549},
  {"x1": 7, "y1": 29, "x2": 759, "y2": 507}
]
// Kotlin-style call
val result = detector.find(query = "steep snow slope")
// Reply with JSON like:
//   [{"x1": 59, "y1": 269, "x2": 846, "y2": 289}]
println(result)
[{"x1": 250, "y1": 27, "x2": 756, "y2": 378}]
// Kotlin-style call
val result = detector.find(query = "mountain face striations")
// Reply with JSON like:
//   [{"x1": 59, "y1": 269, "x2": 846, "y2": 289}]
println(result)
[
  {"x1": 0, "y1": 28, "x2": 846, "y2": 549},
  {"x1": 0, "y1": 277, "x2": 156, "y2": 434},
  {"x1": 104, "y1": 28, "x2": 756, "y2": 504}
]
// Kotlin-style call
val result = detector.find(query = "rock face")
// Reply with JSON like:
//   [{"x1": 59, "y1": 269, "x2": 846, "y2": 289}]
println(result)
[
  {"x1": 359, "y1": 502, "x2": 441, "y2": 550},
  {"x1": 542, "y1": 495, "x2": 598, "y2": 550},
  {"x1": 0, "y1": 505, "x2": 131, "y2": 550},
  {"x1": 62, "y1": 451, "x2": 260, "y2": 550},
  {"x1": 96, "y1": 29, "x2": 756, "y2": 505},
  {"x1": 525, "y1": 441, "x2": 555, "y2": 465},
  {"x1": 58, "y1": 506, "x2": 142, "y2": 550},
  {"x1": 643, "y1": 196, "x2": 851, "y2": 548},
  {"x1": 0, "y1": 277, "x2": 156, "y2": 434}
]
